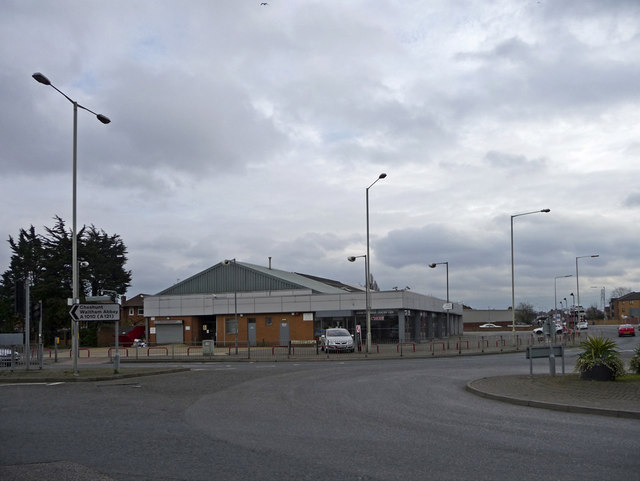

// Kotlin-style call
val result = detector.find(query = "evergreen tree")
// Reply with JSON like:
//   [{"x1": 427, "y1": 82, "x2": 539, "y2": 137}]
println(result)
[{"x1": 0, "y1": 217, "x2": 132, "y2": 344}]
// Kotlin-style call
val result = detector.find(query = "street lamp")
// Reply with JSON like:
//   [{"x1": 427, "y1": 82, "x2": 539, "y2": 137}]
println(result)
[
  {"x1": 591, "y1": 286, "x2": 606, "y2": 320},
  {"x1": 364, "y1": 173, "x2": 386, "y2": 352},
  {"x1": 32, "y1": 72, "x2": 110, "y2": 376},
  {"x1": 554, "y1": 275, "x2": 572, "y2": 310},
  {"x1": 429, "y1": 262, "x2": 450, "y2": 335},
  {"x1": 223, "y1": 259, "x2": 239, "y2": 355},
  {"x1": 348, "y1": 255, "x2": 369, "y2": 352},
  {"x1": 575, "y1": 254, "x2": 599, "y2": 309},
  {"x1": 510, "y1": 208, "x2": 550, "y2": 345}
]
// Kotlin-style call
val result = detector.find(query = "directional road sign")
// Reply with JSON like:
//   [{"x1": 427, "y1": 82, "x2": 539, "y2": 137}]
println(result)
[{"x1": 69, "y1": 303, "x2": 120, "y2": 322}]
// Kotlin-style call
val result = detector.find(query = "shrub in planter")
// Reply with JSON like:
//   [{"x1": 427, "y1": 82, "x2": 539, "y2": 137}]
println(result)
[
  {"x1": 574, "y1": 335, "x2": 625, "y2": 381},
  {"x1": 630, "y1": 345, "x2": 640, "y2": 374}
]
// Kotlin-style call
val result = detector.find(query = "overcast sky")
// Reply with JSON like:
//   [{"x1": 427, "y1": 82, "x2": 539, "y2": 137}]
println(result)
[{"x1": 2, "y1": 0, "x2": 639, "y2": 311}]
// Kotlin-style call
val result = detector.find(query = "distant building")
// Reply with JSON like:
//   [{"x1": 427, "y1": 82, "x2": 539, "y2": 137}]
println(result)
[
  {"x1": 610, "y1": 292, "x2": 640, "y2": 322},
  {"x1": 96, "y1": 293, "x2": 149, "y2": 346},
  {"x1": 143, "y1": 261, "x2": 463, "y2": 346},
  {"x1": 121, "y1": 294, "x2": 148, "y2": 326}
]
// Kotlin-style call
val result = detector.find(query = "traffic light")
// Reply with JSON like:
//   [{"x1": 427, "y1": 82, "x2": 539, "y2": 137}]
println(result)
[
  {"x1": 31, "y1": 301, "x2": 42, "y2": 321},
  {"x1": 14, "y1": 280, "x2": 25, "y2": 316}
]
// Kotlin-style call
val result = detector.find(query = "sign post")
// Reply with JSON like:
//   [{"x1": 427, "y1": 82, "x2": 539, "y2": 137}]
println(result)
[
  {"x1": 69, "y1": 303, "x2": 121, "y2": 373},
  {"x1": 69, "y1": 303, "x2": 120, "y2": 322}
]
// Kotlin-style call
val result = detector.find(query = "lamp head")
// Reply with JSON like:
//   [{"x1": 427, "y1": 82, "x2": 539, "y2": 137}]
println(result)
[
  {"x1": 428, "y1": 263, "x2": 437, "y2": 268},
  {"x1": 97, "y1": 114, "x2": 111, "y2": 124},
  {"x1": 541, "y1": 209, "x2": 551, "y2": 213},
  {"x1": 378, "y1": 173, "x2": 387, "y2": 179},
  {"x1": 32, "y1": 72, "x2": 51, "y2": 86},
  {"x1": 347, "y1": 256, "x2": 356, "y2": 262}
]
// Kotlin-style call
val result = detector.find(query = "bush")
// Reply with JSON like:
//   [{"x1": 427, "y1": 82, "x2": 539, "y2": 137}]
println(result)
[
  {"x1": 79, "y1": 324, "x2": 98, "y2": 347},
  {"x1": 575, "y1": 335, "x2": 626, "y2": 380},
  {"x1": 630, "y1": 345, "x2": 640, "y2": 374}
]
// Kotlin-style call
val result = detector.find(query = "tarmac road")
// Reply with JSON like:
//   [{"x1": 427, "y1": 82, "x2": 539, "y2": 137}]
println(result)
[{"x1": 1, "y1": 351, "x2": 639, "y2": 481}]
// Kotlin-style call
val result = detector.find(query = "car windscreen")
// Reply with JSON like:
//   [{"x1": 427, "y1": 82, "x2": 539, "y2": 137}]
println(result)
[{"x1": 326, "y1": 329, "x2": 350, "y2": 337}]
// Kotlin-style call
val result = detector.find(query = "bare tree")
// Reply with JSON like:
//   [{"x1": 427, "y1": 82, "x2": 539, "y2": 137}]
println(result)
[{"x1": 610, "y1": 287, "x2": 632, "y2": 301}]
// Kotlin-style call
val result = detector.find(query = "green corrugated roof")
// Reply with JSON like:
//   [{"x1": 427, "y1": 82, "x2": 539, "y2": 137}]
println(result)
[{"x1": 157, "y1": 261, "x2": 359, "y2": 296}]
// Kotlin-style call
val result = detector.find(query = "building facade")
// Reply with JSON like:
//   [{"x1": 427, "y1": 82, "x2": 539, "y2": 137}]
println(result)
[
  {"x1": 121, "y1": 294, "x2": 148, "y2": 327},
  {"x1": 143, "y1": 261, "x2": 463, "y2": 346},
  {"x1": 610, "y1": 291, "x2": 640, "y2": 322}
]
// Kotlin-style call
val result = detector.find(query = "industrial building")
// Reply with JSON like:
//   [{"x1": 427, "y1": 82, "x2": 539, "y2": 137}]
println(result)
[{"x1": 143, "y1": 261, "x2": 462, "y2": 346}]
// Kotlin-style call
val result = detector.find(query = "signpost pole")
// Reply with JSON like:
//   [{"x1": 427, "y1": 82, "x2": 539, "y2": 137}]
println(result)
[{"x1": 114, "y1": 319, "x2": 120, "y2": 373}]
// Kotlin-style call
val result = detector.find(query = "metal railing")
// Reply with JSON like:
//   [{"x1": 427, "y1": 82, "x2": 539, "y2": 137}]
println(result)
[{"x1": 1, "y1": 331, "x2": 591, "y2": 369}]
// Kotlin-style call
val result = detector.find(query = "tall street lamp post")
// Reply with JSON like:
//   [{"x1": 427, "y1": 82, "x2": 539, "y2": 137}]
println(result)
[
  {"x1": 32, "y1": 72, "x2": 110, "y2": 376},
  {"x1": 429, "y1": 262, "x2": 450, "y2": 334},
  {"x1": 575, "y1": 254, "x2": 599, "y2": 309},
  {"x1": 554, "y1": 275, "x2": 572, "y2": 310},
  {"x1": 348, "y1": 255, "x2": 368, "y2": 351},
  {"x1": 364, "y1": 173, "x2": 386, "y2": 352},
  {"x1": 510, "y1": 208, "x2": 550, "y2": 345},
  {"x1": 591, "y1": 286, "x2": 606, "y2": 320},
  {"x1": 223, "y1": 259, "x2": 239, "y2": 355}
]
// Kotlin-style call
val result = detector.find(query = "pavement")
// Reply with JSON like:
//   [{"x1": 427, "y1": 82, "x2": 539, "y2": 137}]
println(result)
[{"x1": 466, "y1": 374, "x2": 640, "y2": 419}]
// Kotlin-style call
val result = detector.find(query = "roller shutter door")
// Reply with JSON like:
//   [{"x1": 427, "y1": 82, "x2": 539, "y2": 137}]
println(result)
[{"x1": 155, "y1": 320, "x2": 183, "y2": 344}]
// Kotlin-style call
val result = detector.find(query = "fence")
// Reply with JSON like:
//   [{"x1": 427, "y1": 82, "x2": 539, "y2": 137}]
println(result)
[
  {"x1": 1, "y1": 331, "x2": 590, "y2": 368},
  {"x1": 109, "y1": 332, "x2": 583, "y2": 362}
]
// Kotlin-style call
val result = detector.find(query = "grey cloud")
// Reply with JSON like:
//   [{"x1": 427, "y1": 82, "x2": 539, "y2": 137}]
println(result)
[
  {"x1": 484, "y1": 151, "x2": 547, "y2": 171},
  {"x1": 624, "y1": 192, "x2": 640, "y2": 207}
]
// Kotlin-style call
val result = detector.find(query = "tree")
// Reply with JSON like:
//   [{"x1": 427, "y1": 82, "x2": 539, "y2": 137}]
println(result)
[
  {"x1": 610, "y1": 287, "x2": 632, "y2": 301},
  {"x1": 0, "y1": 226, "x2": 45, "y2": 331},
  {"x1": 585, "y1": 304, "x2": 604, "y2": 320},
  {"x1": 0, "y1": 217, "x2": 132, "y2": 344},
  {"x1": 515, "y1": 302, "x2": 536, "y2": 325},
  {"x1": 81, "y1": 225, "x2": 130, "y2": 296}
]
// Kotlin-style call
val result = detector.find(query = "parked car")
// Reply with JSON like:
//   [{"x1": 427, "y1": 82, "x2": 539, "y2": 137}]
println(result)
[
  {"x1": 533, "y1": 324, "x2": 563, "y2": 336},
  {"x1": 618, "y1": 324, "x2": 636, "y2": 337},
  {"x1": 479, "y1": 323, "x2": 500, "y2": 328},
  {"x1": 320, "y1": 328, "x2": 355, "y2": 352},
  {"x1": 577, "y1": 321, "x2": 588, "y2": 330},
  {"x1": 0, "y1": 348, "x2": 21, "y2": 367},
  {"x1": 117, "y1": 325, "x2": 146, "y2": 347}
]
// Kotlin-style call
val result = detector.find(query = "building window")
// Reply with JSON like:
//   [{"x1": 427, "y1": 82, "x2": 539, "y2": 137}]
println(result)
[
  {"x1": 129, "y1": 308, "x2": 134, "y2": 316},
  {"x1": 226, "y1": 317, "x2": 238, "y2": 334},
  {"x1": 138, "y1": 307, "x2": 144, "y2": 315},
  {"x1": 265, "y1": 317, "x2": 272, "y2": 326}
]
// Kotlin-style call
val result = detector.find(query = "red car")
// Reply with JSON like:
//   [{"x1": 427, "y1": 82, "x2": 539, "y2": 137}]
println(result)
[{"x1": 618, "y1": 324, "x2": 636, "y2": 337}]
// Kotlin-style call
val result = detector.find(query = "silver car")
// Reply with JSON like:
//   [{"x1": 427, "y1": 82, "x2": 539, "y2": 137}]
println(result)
[{"x1": 320, "y1": 328, "x2": 355, "y2": 352}]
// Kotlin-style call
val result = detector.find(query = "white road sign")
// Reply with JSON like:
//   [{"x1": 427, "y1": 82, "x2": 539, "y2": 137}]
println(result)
[{"x1": 69, "y1": 303, "x2": 120, "y2": 322}]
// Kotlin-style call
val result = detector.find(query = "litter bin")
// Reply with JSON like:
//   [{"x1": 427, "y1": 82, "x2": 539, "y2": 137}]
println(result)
[{"x1": 202, "y1": 339, "x2": 214, "y2": 355}]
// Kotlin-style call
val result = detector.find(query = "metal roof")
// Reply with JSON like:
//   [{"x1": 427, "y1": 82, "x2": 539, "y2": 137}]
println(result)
[{"x1": 156, "y1": 261, "x2": 359, "y2": 296}]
